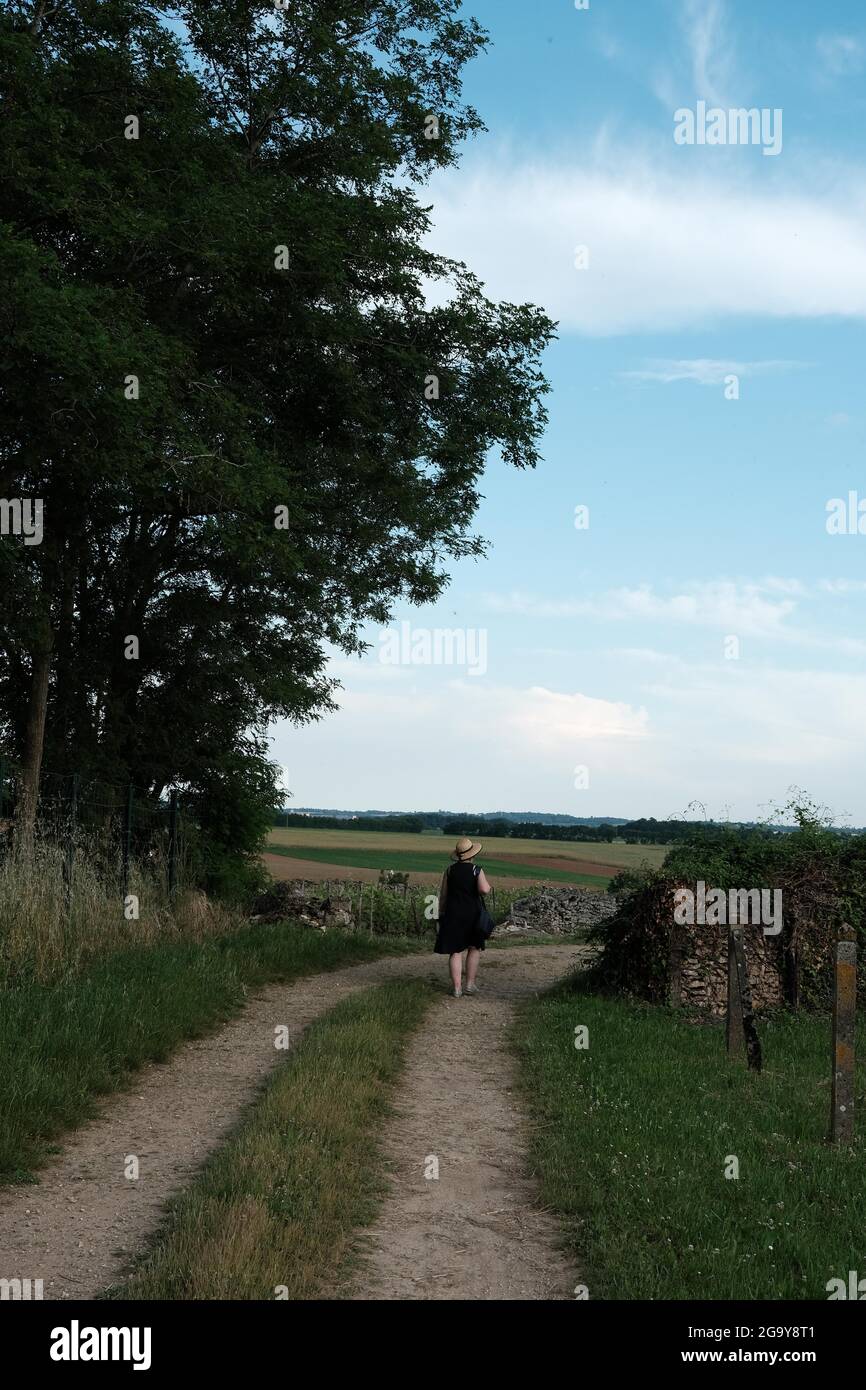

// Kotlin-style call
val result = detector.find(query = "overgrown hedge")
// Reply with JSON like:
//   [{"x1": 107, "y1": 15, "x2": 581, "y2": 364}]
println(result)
[{"x1": 588, "y1": 812, "x2": 866, "y2": 1011}]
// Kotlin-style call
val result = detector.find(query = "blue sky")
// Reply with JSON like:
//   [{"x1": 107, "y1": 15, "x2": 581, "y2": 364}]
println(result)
[{"x1": 272, "y1": 0, "x2": 866, "y2": 823}]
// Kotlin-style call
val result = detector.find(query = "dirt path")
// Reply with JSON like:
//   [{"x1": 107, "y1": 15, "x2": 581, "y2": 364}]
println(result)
[
  {"x1": 0, "y1": 951, "x2": 440, "y2": 1300},
  {"x1": 0, "y1": 944, "x2": 582, "y2": 1301},
  {"x1": 348, "y1": 944, "x2": 583, "y2": 1301}
]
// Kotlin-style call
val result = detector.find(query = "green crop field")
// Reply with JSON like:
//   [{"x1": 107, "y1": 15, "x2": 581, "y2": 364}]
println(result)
[
  {"x1": 267, "y1": 826, "x2": 668, "y2": 871},
  {"x1": 266, "y1": 842, "x2": 611, "y2": 887}
]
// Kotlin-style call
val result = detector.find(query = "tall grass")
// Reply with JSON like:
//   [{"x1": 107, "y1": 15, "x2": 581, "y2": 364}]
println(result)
[{"x1": 0, "y1": 835, "x2": 234, "y2": 985}]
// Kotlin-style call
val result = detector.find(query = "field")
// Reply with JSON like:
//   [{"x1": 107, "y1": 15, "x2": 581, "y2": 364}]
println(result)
[{"x1": 264, "y1": 827, "x2": 668, "y2": 890}]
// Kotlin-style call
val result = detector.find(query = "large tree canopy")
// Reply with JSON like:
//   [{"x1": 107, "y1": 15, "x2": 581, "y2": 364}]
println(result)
[{"x1": 0, "y1": 0, "x2": 555, "y2": 872}]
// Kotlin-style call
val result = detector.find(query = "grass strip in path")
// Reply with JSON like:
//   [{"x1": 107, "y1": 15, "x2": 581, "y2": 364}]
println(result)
[
  {"x1": 516, "y1": 978, "x2": 866, "y2": 1300},
  {"x1": 112, "y1": 979, "x2": 433, "y2": 1300},
  {"x1": 0, "y1": 923, "x2": 423, "y2": 1184}
]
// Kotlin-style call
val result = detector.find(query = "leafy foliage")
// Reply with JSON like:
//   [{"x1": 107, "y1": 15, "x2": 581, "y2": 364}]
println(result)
[
  {"x1": 589, "y1": 799, "x2": 866, "y2": 1010},
  {"x1": 0, "y1": 1, "x2": 555, "y2": 885}
]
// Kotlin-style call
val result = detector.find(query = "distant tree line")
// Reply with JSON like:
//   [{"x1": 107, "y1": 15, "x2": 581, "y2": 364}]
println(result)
[
  {"x1": 274, "y1": 812, "x2": 424, "y2": 834},
  {"x1": 440, "y1": 816, "x2": 725, "y2": 844},
  {"x1": 278, "y1": 813, "x2": 744, "y2": 845},
  {"x1": 274, "y1": 809, "x2": 866, "y2": 845}
]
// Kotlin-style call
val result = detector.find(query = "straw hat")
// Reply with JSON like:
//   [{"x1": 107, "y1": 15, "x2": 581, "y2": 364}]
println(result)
[{"x1": 451, "y1": 837, "x2": 482, "y2": 861}]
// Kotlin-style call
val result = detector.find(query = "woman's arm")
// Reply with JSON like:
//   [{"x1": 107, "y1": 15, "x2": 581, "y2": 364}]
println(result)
[{"x1": 477, "y1": 868, "x2": 491, "y2": 895}]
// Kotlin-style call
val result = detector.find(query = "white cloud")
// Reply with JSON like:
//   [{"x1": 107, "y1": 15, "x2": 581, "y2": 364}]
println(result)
[
  {"x1": 818, "y1": 578, "x2": 866, "y2": 595},
  {"x1": 650, "y1": 0, "x2": 738, "y2": 115},
  {"x1": 271, "y1": 676, "x2": 650, "y2": 814},
  {"x1": 499, "y1": 685, "x2": 649, "y2": 750},
  {"x1": 621, "y1": 358, "x2": 805, "y2": 385},
  {"x1": 427, "y1": 155, "x2": 866, "y2": 335},
  {"x1": 485, "y1": 580, "x2": 866, "y2": 657},
  {"x1": 486, "y1": 582, "x2": 799, "y2": 639},
  {"x1": 817, "y1": 34, "x2": 866, "y2": 77},
  {"x1": 271, "y1": 656, "x2": 866, "y2": 821},
  {"x1": 682, "y1": 0, "x2": 735, "y2": 105},
  {"x1": 643, "y1": 661, "x2": 866, "y2": 772}
]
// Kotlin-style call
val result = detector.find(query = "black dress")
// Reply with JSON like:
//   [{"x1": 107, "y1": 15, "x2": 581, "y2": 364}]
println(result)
[{"x1": 434, "y1": 861, "x2": 487, "y2": 954}]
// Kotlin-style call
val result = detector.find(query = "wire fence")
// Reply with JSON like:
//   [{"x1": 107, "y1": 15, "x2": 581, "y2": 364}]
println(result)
[{"x1": 0, "y1": 759, "x2": 188, "y2": 911}]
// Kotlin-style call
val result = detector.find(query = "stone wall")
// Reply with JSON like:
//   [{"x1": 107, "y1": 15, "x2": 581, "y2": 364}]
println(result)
[
  {"x1": 669, "y1": 920, "x2": 785, "y2": 1017},
  {"x1": 499, "y1": 886, "x2": 617, "y2": 936}
]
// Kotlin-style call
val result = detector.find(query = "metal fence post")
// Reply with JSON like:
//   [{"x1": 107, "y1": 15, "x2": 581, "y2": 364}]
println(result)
[
  {"x1": 121, "y1": 782, "x2": 134, "y2": 905},
  {"x1": 830, "y1": 924, "x2": 856, "y2": 1144},
  {"x1": 168, "y1": 789, "x2": 179, "y2": 900},
  {"x1": 64, "y1": 772, "x2": 78, "y2": 913}
]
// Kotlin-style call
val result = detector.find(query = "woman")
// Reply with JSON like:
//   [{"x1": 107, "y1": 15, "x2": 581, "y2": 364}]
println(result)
[{"x1": 434, "y1": 837, "x2": 492, "y2": 998}]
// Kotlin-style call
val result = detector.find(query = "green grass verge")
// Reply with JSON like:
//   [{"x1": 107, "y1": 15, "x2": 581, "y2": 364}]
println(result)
[
  {"x1": 0, "y1": 922, "x2": 423, "y2": 1185},
  {"x1": 266, "y1": 842, "x2": 610, "y2": 887},
  {"x1": 516, "y1": 978, "x2": 866, "y2": 1300},
  {"x1": 111, "y1": 978, "x2": 433, "y2": 1301}
]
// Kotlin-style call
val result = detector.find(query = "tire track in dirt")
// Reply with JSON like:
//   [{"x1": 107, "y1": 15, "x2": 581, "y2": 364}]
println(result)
[
  {"x1": 347, "y1": 944, "x2": 584, "y2": 1301},
  {"x1": 0, "y1": 944, "x2": 583, "y2": 1301},
  {"x1": 0, "y1": 951, "x2": 442, "y2": 1301}
]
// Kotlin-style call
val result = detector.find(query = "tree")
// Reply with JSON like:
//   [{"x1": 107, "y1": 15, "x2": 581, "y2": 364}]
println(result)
[{"x1": 0, "y1": 0, "x2": 555, "y2": 872}]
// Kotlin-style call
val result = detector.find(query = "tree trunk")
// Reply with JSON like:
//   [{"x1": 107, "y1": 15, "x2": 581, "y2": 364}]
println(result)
[{"x1": 15, "y1": 621, "x2": 53, "y2": 844}]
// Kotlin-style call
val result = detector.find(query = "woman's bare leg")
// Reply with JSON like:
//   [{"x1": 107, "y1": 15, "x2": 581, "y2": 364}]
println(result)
[
  {"x1": 449, "y1": 952, "x2": 463, "y2": 991},
  {"x1": 465, "y1": 947, "x2": 481, "y2": 987}
]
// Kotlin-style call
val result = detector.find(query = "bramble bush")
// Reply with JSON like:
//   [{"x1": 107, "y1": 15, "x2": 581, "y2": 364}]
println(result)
[{"x1": 588, "y1": 797, "x2": 866, "y2": 1010}]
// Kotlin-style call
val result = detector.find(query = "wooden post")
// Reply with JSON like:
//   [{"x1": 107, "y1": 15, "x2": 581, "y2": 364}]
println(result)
[
  {"x1": 668, "y1": 923, "x2": 686, "y2": 1006},
  {"x1": 730, "y1": 927, "x2": 762, "y2": 1072},
  {"x1": 830, "y1": 924, "x2": 856, "y2": 1144},
  {"x1": 726, "y1": 926, "x2": 745, "y2": 1061}
]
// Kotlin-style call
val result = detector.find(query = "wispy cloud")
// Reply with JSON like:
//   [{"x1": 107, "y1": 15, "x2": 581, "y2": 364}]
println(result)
[
  {"x1": 682, "y1": 0, "x2": 736, "y2": 105},
  {"x1": 818, "y1": 579, "x2": 866, "y2": 596},
  {"x1": 817, "y1": 33, "x2": 865, "y2": 78},
  {"x1": 485, "y1": 582, "x2": 799, "y2": 639},
  {"x1": 485, "y1": 580, "x2": 866, "y2": 655},
  {"x1": 621, "y1": 358, "x2": 805, "y2": 386}
]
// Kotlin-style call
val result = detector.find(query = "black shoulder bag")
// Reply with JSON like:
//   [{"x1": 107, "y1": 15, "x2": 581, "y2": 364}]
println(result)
[{"x1": 473, "y1": 864, "x2": 496, "y2": 938}]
